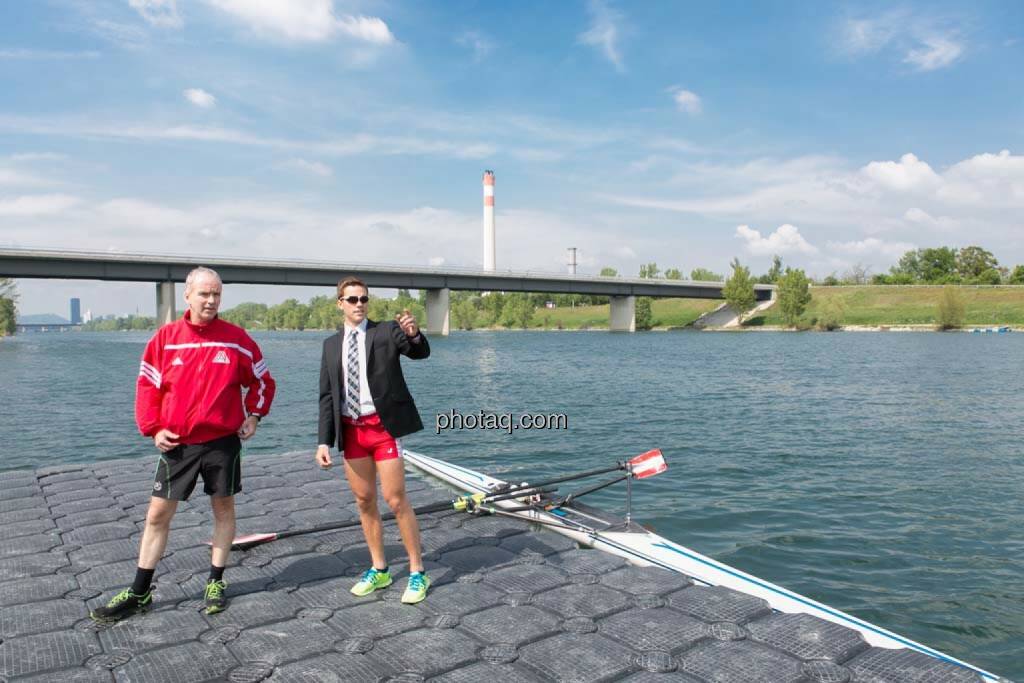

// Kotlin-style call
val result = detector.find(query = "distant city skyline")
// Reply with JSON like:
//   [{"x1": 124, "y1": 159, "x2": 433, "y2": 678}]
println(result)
[{"x1": 2, "y1": 0, "x2": 1022, "y2": 316}]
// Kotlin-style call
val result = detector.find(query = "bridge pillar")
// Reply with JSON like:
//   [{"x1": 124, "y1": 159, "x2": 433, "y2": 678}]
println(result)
[
  {"x1": 156, "y1": 281, "x2": 176, "y2": 325},
  {"x1": 609, "y1": 295, "x2": 635, "y2": 332},
  {"x1": 425, "y1": 288, "x2": 450, "y2": 337}
]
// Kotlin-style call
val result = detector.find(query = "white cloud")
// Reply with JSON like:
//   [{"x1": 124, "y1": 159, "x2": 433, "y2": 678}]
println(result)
[
  {"x1": 282, "y1": 158, "x2": 333, "y2": 177},
  {"x1": 428, "y1": 256, "x2": 445, "y2": 267},
  {"x1": 604, "y1": 147, "x2": 1024, "y2": 276},
  {"x1": 903, "y1": 207, "x2": 933, "y2": 223},
  {"x1": 736, "y1": 224, "x2": 818, "y2": 255},
  {"x1": 89, "y1": 19, "x2": 150, "y2": 49},
  {"x1": 0, "y1": 114, "x2": 498, "y2": 161},
  {"x1": 0, "y1": 187, "x2": 660, "y2": 289},
  {"x1": 603, "y1": 154, "x2": 865, "y2": 222},
  {"x1": 456, "y1": 31, "x2": 494, "y2": 62},
  {"x1": 0, "y1": 167, "x2": 51, "y2": 187},
  {"x1": 609, "y1": 148, "x2": 1024, "y2": 223},
  {"x1": 627, "y1": 155, "x2": 666, "y2": 174},
  {"x1": 648, "y1": 137, "x2": 706, "y2": 154},
  {"x1": 903, "y1": 207, "x2": 957, "y2": 231},
  {"x1": 129, "y1": 0, "x2": 183, "y2": 29},
  {"x1": 668, "y1": 87, "x2": 701, "y2": 115},
  {"x1": 837, "y1": 12, "x2": 964, "y2": 72},
  {"x1": 670, "y1": 155, "x2": 851, "y2": 188},
  {"x1": 0, "y1": 194, "x2": 80, "y2": 216},
  {"x1": 0, "y1": 153, "x2": 66, "y2": 188},
  {"x1": 335, "y1": 15, "x2": 394, "y2": 44},
  {"x1": 936, "y1": 150, "x2": 1024, "y2": 208},
  {"x1": 183, "y1": 88, "x2": 216, "y2": 108},
  {"x1": 318, "y1": 136, "x2": 496, "y2": 160},
  {"x1": 9, "y1": 152, "x2": 68, "y2": 162},
  {"x1": 96, "y1": 198, "x2": 199, "y2": 232},
  {"x1": 0, "y1": 48, "x2": 101, "y2": 60},
  {"x1": 578, "y1": 0, "x2": 625, "y2": 72},
  {"x1": 500, "y1": 114, "x2": 620, "y2": 148},
  {"x1": 942, "y1": 149, "x2": 1024, "y2": 183},
  {"x1": 510, "y1": 148, "x2": 564, "y2": 163},
  {"x1": 840, "y1": 16, "x2": 901, "y2": 54},
  {"x1": 205, "y1": 0, "x2": 394, "y2": 44},
  {"x1": 861, "y1": 153, "x2": 941, "y2": 192},
  {"x1": 904, "y1": 35, "x2": 963, "y2": 71},
  {"x1": 826, "y1": 237, "x2": 915, "y2": 257}
]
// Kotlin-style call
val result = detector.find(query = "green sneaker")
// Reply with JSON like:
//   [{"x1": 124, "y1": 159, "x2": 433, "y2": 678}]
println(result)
[
  {"x1": 401, "y1": 572, "x2": 430, "y2": 604},
  {"x1": 204, "y1": 579, "x2": 228, "y2": 614},
  {"x1": 351, "y1": 567, "x2": 392, "y2": 596},
  {"x1": 90, "y1": 587, "x2": 152, "y2": 622}
]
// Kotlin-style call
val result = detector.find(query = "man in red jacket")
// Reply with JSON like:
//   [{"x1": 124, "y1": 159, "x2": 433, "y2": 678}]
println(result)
[{"x1": 91, "y1": 266, "x2": 276, "y2": 621}]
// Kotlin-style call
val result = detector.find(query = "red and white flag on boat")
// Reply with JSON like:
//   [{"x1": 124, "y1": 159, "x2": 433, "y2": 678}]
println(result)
[{"x1": 629, "y1": 449, "x2": 667, "y2": 479}]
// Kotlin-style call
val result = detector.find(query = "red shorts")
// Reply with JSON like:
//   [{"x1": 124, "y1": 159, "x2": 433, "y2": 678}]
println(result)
[{"x1": 342, "y1": 414, "x2": 402, "y2": 462}]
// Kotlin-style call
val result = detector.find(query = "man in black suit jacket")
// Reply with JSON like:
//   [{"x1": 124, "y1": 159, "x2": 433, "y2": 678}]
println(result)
[{"x1": 316, "y1": 276, "x2": 432, "y2": 603}]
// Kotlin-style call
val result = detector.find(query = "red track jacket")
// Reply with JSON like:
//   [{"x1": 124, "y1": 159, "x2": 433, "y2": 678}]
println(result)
[{"x1": 135, "y1": 311, "x2": 276, "y2": 445}]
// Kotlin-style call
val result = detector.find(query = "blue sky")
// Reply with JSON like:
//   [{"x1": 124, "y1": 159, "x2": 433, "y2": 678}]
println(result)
[{"x1": 2, "y1": 0, "x2": 1022, "y2": 316}]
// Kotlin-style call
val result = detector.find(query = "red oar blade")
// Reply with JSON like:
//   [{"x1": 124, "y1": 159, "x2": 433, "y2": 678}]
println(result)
[
  {"x1": 629, "y1": 449, "x2": 667, "y2": 479},
  {"x1": 206, "y1": 532, "x2": 279, "y2": 550},
  {"x1": 232, "y1": 532, "x2": 279, "y2": 546}
]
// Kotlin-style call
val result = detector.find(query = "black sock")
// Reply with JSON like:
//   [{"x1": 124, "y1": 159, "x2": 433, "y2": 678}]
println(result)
[
  {"x1": 131, "y1": 567, "x2": 155, "y2": 595},
  {"x1": 209, "y1": 565, "x2": 225, "y2": 582},
  {"x1": 376, "y1": 565, "x2": 389, "y2": 573}
]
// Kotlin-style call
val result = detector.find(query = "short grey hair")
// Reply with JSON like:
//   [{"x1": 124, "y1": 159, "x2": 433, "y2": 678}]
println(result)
[{"x1": 184, "y1": 266, "x2": 222, "y2": 294}]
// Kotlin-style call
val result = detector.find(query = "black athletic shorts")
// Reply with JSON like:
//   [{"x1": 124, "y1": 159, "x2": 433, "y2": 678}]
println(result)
[{"x1": 152, "y1": 434, "x2": 242, "y2": 501}]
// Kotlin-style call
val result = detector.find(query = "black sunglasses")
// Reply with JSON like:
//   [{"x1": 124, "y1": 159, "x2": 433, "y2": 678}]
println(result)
[{"x1": 340, "y1": 295, "x2": 369, "y2": 304}]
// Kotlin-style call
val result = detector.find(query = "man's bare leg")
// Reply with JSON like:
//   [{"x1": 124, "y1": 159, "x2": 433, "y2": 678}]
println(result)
[
  {"x1": 378, "y1": 458, "x2": 423, "y2": 572},
  {"x1": 344, "y1": 456, "x2": 387, "y2": 569},
  {"x1": 138, "y1": 496, "x2": 178, "y2": 568},
  {"x1": 209, "y1": 495, "x2": 236, "y2": 568},
  {"x1": 90, "y1": 496, "x2": 177, "y2": 621}
]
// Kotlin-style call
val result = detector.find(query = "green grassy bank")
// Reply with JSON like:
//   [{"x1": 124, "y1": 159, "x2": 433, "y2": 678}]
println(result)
[
  {"x1": 525, "y1": 298, "x2": 721, "y2": 330},
  {"x1": 492, "y1": 286, "x2": 1024, "y2": 330},
  {"x1": 750, "y1": 286, "x2": 1024, "y2": 328}
]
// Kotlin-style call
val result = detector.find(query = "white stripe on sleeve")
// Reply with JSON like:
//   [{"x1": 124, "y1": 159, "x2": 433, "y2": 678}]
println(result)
[{"x1": 138, "y1": 363, "x2": 161, "y2": 388}]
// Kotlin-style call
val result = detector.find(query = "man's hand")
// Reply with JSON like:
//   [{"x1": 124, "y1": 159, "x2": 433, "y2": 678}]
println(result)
[
  {"x1": 238, "y1": 415, "x2": 259, "y2": 441},
  {"x1": 153, "y1": 429, "x2": 180, "y2": 452},
  {"x1": 316, "y1": 445, "x2": 333, "y2": 468},
  {"x1": 395, "y1": 309, "x2": 420, "y2": 338}
]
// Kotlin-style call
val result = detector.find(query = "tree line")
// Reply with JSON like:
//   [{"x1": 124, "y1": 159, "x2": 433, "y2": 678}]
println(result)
[
  {"x1": 82, "y1": 315, "x2": 156, "y2": 331},
  {"x1": 870, "y1": 246, "x2": 1023, "y2": 285},
  {"x1": 219, "y1": 291, "x2": 429, "y2": 331},
  {"x1": 0, "y1": 278, "x2": 15, "y2": 336},
  {"x1": 812, "y1": 246, "x2": 1024, "y2": 286}
]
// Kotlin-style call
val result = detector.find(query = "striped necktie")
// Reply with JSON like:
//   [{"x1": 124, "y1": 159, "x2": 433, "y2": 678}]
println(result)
[{"x1": 345, "y1": 329, "x2": 361, "y2": 417}]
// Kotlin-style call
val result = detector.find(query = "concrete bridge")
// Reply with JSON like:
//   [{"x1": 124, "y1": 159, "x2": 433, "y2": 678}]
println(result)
[{"x1": 0, "y1": 248, "x2": 774, "y2": 334}]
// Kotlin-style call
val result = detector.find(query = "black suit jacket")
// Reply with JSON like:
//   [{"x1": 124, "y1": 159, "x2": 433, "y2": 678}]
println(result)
[{"x1": 318, "y1": 320, "x2": 430, "y2": 449}]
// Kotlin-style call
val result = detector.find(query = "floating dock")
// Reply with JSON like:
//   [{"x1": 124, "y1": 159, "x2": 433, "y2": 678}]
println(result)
[{"x1": 0, "y1": 452, "x2": 991, "y2": 681}]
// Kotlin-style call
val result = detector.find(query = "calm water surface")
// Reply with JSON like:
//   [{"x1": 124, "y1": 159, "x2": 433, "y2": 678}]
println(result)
[{"x1": 1, "y1": 330, "x2": 1022, "y2": 678}]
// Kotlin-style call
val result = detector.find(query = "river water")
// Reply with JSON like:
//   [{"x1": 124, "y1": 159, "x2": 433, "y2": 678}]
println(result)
[{"x1": 1, "y1": 329, "x2": 1021, "y2": 678}]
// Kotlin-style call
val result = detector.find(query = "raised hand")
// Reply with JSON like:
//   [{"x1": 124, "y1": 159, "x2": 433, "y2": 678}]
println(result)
[{"x1": 395, "y1": 309, "x2": 419, "y2": 338}]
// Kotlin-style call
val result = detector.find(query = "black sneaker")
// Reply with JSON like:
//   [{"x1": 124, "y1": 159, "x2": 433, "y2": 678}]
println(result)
[
  {"x1": 90, "y1": 587, "x2": 152, "y2": 622},
  {"x1": 204, "y1": 579, "x2": 227, "y2": 614}
]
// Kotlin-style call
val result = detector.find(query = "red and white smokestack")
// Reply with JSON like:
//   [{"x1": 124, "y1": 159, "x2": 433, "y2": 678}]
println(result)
[{"x1": 483, "y1": 170, "x2": 495, "y2": 271}]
